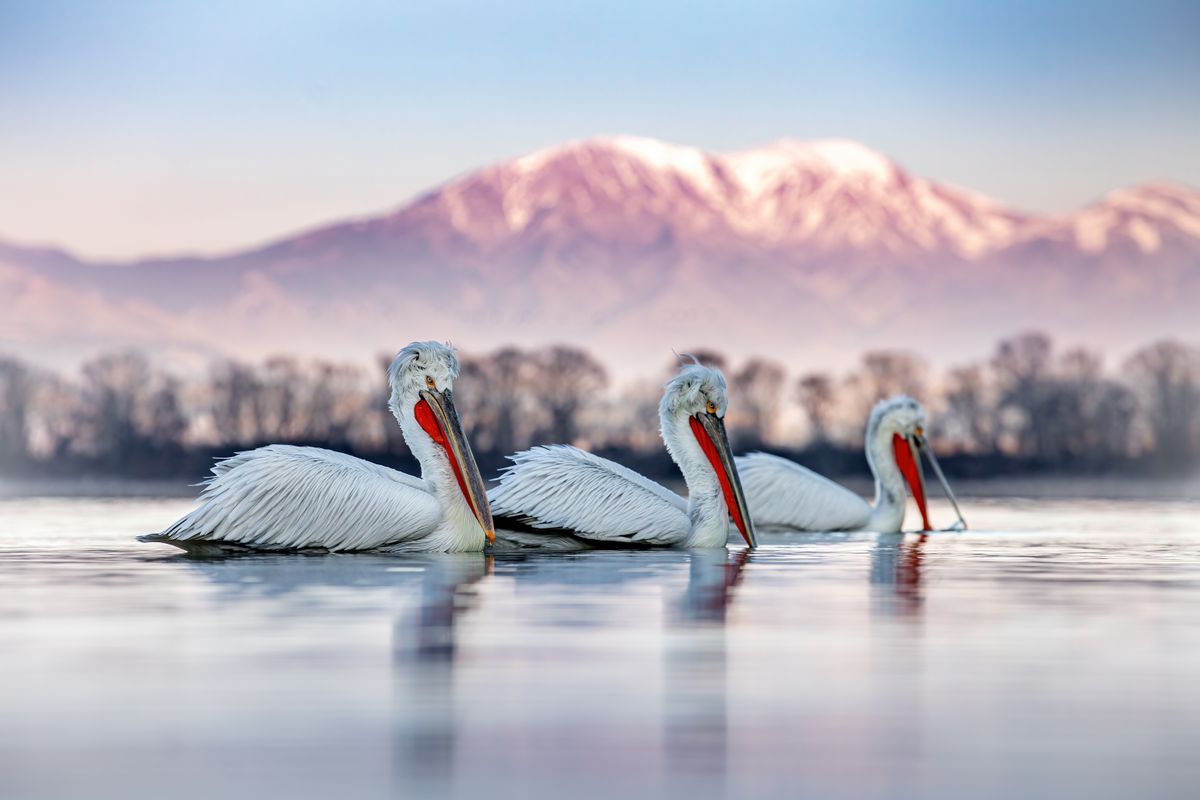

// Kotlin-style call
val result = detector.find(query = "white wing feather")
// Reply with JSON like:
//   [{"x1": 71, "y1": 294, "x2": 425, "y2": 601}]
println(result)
[
  {"x1": 488, "y1": 445, "x2": 689, "y2": 546},
  {"x1": 144, "y1": 445, "x2": 442, "y2": 551},
  {"x1": 736, "y1": 452, "x2": 871, "y2": 531}
]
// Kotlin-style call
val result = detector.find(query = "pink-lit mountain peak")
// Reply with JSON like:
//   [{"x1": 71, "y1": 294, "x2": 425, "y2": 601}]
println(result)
[
  {"x1": 390, "y1": 136, "x2": 740, "y2": 255},
  {"x1": 726, "y1": 137, "x2": 903, "y2": 189},
  {"x1": 1099, "y1": 182, "x2": 1200, "y2": 223},
  {"x1": 1020, "y1": 181, "x2": 1200, "y2": 256},
  {"x1": 494, "y1": 135, "x2": 907, "y2": 201},
  {"x1": 399, "y1": 135, "x2": 1033, "y2": 259}
]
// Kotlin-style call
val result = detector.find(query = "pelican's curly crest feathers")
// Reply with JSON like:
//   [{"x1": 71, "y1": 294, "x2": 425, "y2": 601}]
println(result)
[
  {"x1": 388, "y1": 341, "x2": 459, "y2": 386},
  {"x1": 662, "y1": 361, "x2": 728, "y2": 416},
  {"x1": 866, "y1": 395, "x2": 925, "y2": 437},
  {"x1": 386, "y1": 341, "x2": 460, "y2": 423}
]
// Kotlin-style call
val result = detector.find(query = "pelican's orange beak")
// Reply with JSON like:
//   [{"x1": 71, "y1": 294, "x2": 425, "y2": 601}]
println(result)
[
  {"x1": 893, "y1": 431, "x2": 932, "y2": 532},
  {"x1": 416, "y1": 388, "x2": 495, "y2": 544},
  {"x1": 690, "y1": 412, "x2": 758, "y2": 548}
]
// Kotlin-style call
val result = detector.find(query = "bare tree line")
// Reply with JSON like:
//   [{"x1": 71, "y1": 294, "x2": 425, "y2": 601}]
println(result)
[{"x1": 1, "y1": 332, "x2": 1198, "y2": 477}]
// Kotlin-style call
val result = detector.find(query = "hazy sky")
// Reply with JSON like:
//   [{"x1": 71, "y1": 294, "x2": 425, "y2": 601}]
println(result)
[{"x1": 2, "y1": 0, "x2": 1198, "y2": 259}]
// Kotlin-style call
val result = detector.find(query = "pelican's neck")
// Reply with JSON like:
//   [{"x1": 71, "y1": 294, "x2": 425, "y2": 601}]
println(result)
[
  {"x1": 394, "y1": 399, "x2": 483, "y2": 551},
  {"x1": 864, "y1": 423, "x2": 906, "y2": 533},
  {"x1": 660, "y1": 409, "x2": 730, "y2": 548},
  {"x1": 396, "y1": 404, "x2": 452, "y2": 495}
]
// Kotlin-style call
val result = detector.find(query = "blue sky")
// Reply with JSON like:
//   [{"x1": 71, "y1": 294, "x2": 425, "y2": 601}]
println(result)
[{"x1": 2, "y1": 0, "x2": 1197, "y2": 258}]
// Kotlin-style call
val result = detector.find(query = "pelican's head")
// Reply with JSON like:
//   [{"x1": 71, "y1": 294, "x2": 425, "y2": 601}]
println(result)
[
  {"x1": 868, "y1": 395, "x2": 927, "y2": 441},
  {"x1": 660, "y1": 360, "x2": 757, "y2": 548},
  {"x1": 868, "y1": 396, "x2": 933, "y2": 531},
  {"x1": 387, "y1": 341, "x2": 494, "y2": 544}
]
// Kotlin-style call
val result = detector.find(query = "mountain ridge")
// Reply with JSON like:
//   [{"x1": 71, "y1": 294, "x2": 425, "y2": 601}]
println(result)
[{"x1": 2, "y1": 136, "x2": 1198, "y2": 378}]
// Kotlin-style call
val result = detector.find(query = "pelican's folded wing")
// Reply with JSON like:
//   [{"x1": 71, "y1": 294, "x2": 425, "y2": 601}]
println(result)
[
  {"x1": 736, "y1": 452, "x2": 871, "y2": 531},
  {"x1": 141, "y1": 445, "x2": 442, "y2": 552},
  {"x1": 488, "y1": 445, "x2": 689, "y2": 546}
]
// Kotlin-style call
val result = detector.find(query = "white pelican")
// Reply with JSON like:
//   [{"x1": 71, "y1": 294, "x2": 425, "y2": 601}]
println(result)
[
  {"x1": 489, "y1": 361, "x2": 757, "y2": 549},
  {"x1": 140, "y1": 341, "x2": 494, "y2": 553},
  {"x1": 737, "y1": 396, "x2": 966, "y2": 533}
]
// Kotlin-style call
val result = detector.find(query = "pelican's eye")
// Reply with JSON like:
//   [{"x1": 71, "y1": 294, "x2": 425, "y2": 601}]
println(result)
[
  {"x1": 705, "y1": 400, "x2": 717, "y2": 415},
  {"x1": 425, "y1": 375, "x2": 436, "y2": 390}
]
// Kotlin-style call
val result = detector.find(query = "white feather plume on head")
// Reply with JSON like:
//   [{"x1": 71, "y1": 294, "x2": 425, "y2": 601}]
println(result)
[
  {"x1": 661, "y1": 361, "x2": 729, "y2": 418},
  {"x1": 866, "y1": 395, "x2": 926, "y2": 438},
  {"x1": 387, "y1": 341, "x2": 460, "y2": 416}
]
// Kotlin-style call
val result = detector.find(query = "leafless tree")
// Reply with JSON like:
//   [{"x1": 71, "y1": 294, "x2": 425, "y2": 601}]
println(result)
[
  {"x1": 144, "y1": 376, "x2": 188, "y2": 452},
  {"x1": 730, "y1": 358, "x2": 785, "y2": 449},
  {"x1": 608, "y1": 380, "x2": 666, "y2": 452},
  {"x1": 256, "y1": 356, "x2": 302, "y2": 440},
  {"x1": 941, "y1": 365, "x2": 993, "y2": 453},
  {"x1": 449, "y1": 347, "x2": 540, "y2": 454},
  {"x1": 531, "y1": 345, "x2": 608, "y2": 445},
  {"x1": 24, "y1": 372, "x2": 82, "y2": 460},
  {"x1": 861, "y1": 350, "x2": 927, "y2": 400},
  {"x1": 1036, "y1": 347, "x2": 1104, "y2": 460},
  {"x1": 990, "y1": 332, "x2": 1055, "y2": 456},
  {"x1": 209, "y1": 359, "x2": 264, "y2": 446},
  {"x1": 1089, "y1": 380, "x2": 1138, "y2": 461},
  {"x1": 78, "y1": 351, "x2": 186, "y2": 464},
  {"x1": 0, "y1": 356, "x2": 34, "y2": 465},
  {"x1": 842, "y1": 350, "x2": 928, "y2": 427},
  {"x1": 1124, "y1": 340, "x2": 1200, "y2": 465},
  {"x1": 452, "y1": 353, "x2": 491, "y2": 446},
  {"x1": 796, "y1": 372, "x2": 837, "y2": 445},
  {"x1": 80, "y1": 351, "x2": 150, "y2": 460},
  {"x1": 486, "y1": 347, "x2": 538, "y2": 453}
]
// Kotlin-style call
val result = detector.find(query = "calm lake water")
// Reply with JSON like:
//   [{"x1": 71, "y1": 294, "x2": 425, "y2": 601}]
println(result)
[{"x1": 2, "y1": 490, "x2": 1199, "y2": 799}]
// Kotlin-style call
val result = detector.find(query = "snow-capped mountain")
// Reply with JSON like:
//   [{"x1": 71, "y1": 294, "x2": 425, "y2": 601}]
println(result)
[
  {"x1": 721, "y1": 138, "x2": 1034, "y2": 258},
  {"x1": 3, "y1": 136, "x2": 1199, "y2": 376},
  {"x1": 1013, "y1": 182, "x2": 1200, "y2": 256},
  {"x1": 323, "y1": 135, "x2": 1036, "y2": 261}
]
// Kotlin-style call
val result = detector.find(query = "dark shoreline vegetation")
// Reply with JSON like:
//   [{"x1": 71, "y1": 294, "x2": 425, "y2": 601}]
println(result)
[{"x1": 1, "y1": 332, "x2": 1199, "y2": 483}]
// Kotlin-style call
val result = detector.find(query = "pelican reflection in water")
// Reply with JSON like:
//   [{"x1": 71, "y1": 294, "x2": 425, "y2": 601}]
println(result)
[
  {"x1": 870, "y1": 532, "x2": 928, "y2": 617},
  {"x1": 390, "y1": 553, "x2": 491, "y2": 793},
  {"x1": 168, "y1": 547, "x2": 752, "y2": 796},
  {"x1": 392, "y1": 549, "x2": 753, "y2": 795},
  {"x1": 665, "y1": 549, "x2": 749, "y2": 791}
]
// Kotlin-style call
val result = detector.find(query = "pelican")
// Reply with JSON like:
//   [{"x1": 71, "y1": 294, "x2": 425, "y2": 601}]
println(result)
[
  {"x1": 737, "y1": 396, "x2": 966, "y2": 533},
  {"x1": 140, "y1": 341, "x2": 494, "y2": 553},
  {"x1": 489, "y1": 361, "x2": 756, "y2": 549}
]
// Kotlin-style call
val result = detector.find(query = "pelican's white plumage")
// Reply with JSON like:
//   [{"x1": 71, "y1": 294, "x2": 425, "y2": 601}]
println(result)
[
  {"x1": 142, "y1": 341, "x2": 494, "y2": 553},
  {"x1": 152, "y1": 445, "x2": 444, "y2": 551},
  {"x1": 738, "y1": 396, "x2": 930, "y2": 533},
  {"x1": 490, "y1": 362, "x2": 756, "y2": 549},
  {"x1": 735, "y1": 452, "x2": 871, "y2": 531},
  {"x1": 491, "y1": 445, "x2": 689, "y2": 545}
]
